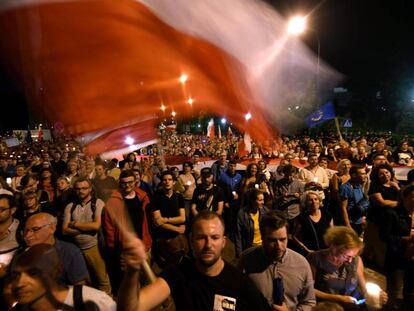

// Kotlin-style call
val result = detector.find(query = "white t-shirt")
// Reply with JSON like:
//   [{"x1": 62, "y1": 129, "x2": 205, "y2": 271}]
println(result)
[
  {"x1": 17, "y1": 286, "x2": 116, "y2": 311},
  {"x1": 62, "y1": 285, "x2": 116, "y2": 310}
]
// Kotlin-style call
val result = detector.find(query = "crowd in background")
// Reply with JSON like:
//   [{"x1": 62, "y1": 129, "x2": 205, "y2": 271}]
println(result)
[{"x1": 1, "y1": 131, "x2": 414, "y2": 310}]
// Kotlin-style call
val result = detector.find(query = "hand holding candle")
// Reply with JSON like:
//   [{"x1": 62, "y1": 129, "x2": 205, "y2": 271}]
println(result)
[{"x1": 365, "y1": 282, "x2": 384, "y2": 309}]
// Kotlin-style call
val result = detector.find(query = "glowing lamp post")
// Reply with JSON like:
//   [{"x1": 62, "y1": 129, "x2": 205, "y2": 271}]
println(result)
[
  {"x1": 179, "y1": 74, "x2": 188, "y2": 84},
  {"x1": 287, "y1": 16, "x2": 306, "y2": 35},
  {"x1": 125, "y1": 136, "x2": 134, "y2": 146},
  {"x1": 288, "y1": 15, "x2": 320, "y2": 108}
]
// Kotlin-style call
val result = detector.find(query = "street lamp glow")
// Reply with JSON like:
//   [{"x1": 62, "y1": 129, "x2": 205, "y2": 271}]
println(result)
[
  {"x1": 245, "y1": 112, "x2": 252, "y2": 121},
  {"x1": 125, "y1": 136, "x2": 134, "y2": 146},
  {"x1": 171, "y1": 111, "x2": 176, "y2": 117},
  {"x1": 187, "y1": 97, "x2": 194, "y2": 105},
  {"x1": 179, "y1": 74, "x2": 188, "y2": 84},
  {"x1": 221, "y1": 118, "x2": 227, "y2": 124},
  {"x1": 160, "y1": 104, "x2": 166, "y2": 111},
  {"x1": 287, "y1": 16, "x2": 306, "y2": 35}
]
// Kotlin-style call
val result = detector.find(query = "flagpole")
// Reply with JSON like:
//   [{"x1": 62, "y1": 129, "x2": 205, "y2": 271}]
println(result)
[{"x1": 334, "y1": 117, "x2": 343, "y2": 141}]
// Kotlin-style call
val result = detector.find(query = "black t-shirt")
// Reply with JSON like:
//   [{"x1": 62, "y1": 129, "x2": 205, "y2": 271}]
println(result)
[
  {"x1": 152, "y1": 190, "x2": 184, "y2": 239},
  {"x1": 368, "y1": 182, "x2": 399, "y2": 224},
  {"x1": 191, "y1": 185, "x2": 224, "y2": 213},
  {"x1": 124, "y1": 194, "x2": 144, "y2": 239},
  {"x1": 298, "y1": 209, "x2": 332, "y2": 251},
  {"x1": 160, "y1": 258, "x2": 271, "y2": 311}
]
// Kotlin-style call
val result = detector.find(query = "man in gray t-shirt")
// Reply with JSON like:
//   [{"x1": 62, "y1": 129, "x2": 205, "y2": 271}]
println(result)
[
  {"x1": 238, "y1": 211, "x2": 315, "y2": 311},
  {"x1": 62, "y1": 177, "x2": 111, "y2": 296}
]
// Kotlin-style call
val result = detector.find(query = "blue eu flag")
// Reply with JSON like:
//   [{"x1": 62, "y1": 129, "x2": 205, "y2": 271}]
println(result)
[{"x1": 305, "y1": 101, "x2": 336, "y2": 128}]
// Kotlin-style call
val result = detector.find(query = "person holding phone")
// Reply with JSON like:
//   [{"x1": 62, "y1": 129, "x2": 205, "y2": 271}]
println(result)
[{"x1": 307, "y1": 226, "x2": 387, "y2": 310}]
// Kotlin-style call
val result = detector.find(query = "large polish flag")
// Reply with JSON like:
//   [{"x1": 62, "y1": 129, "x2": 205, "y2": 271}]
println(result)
[{"x1": 0, "y1": 0, "x2": 340, "y2": 155}]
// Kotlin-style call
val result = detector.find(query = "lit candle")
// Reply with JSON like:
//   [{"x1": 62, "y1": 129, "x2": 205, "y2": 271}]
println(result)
[
  {"x1": 187, "y1": 181, "x2": 192, "y2": 186},
  {"x1": 255, "y1": 184, "x2": 259, "y2": 189},
  {"x1": 366, "y1": 282, "x2": 381, "y2": 309},
  {"x1": 313, "y1": 177, "x2": 318, "y2": 183}
]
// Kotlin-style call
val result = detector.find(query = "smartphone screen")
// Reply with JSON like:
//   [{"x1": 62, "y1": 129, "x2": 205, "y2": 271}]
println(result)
[{"x1": 356, "y1": 299, "x2": 366, "y2": 305}]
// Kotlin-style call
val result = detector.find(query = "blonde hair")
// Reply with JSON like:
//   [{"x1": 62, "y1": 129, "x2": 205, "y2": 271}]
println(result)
[
  {"x1": 337, "y1": 159, "x2": 351, "y2": 176},
  {"x1": 300, "y1": 190, "x2": 323, "y2": 209},
  {"x1": 324, "y1": 226, "x2": 363, "y2": 254}
]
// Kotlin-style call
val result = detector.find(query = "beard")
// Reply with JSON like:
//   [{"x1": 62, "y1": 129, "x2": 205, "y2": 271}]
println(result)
[{"x1": 196, "y1": 249, "x2": 221, "y2": 268}]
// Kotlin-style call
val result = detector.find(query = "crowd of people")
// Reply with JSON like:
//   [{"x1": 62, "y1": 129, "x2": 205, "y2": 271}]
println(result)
[
  {"x1": 157, "y1": 131, "x2": 414, "y2": 167},
  {"x1": 0, "y1": 131, "x2": 414, "y2": 310}
]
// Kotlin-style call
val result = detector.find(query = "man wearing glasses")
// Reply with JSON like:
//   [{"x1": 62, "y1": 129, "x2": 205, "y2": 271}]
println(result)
[
  {"x1": 24, "y1": 212, "x2": 89, "y2": 285},
  {"x1": 62, "y1": 177, "x2": 112, "y2": 296},
  {"x1": 0, "y1": 193, "x2": 20, "y2": 310},
  {"x1": 0, "y1": 193, "x2": 19, "y2": 272},
  {"x1": 104, "y1": 170, "x2": 152, "y2": 295}
]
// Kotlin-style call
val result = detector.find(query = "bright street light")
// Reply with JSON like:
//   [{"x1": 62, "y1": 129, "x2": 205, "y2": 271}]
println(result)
[
  {"x1": 171, "y1": 111, "x2": 176, "y2": 117},
  {"x1": 245, "y1": 112, "x2": 252, "y2": 121},
  {"x1": 125, "y1": 136, "x2": 134, "y2": 145},
  {"x1": 221, "y1": 118, "x2": 227, "y2": 124},
  {"x1": 187, "y1": 98, "x2": 194, "y2": 105},
  {"x1": 287, "y1": 16, "x2": 307, "y2": 35},
  {"x1": 179, "y1": 74, "x2": 188, "y2": 84},
  {"x1": 161, "y1": 104, "x2": 166, "y2": 111}
]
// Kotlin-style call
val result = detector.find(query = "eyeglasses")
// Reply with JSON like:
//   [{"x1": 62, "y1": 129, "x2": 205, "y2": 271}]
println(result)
[
  {"x1": 120, "y1": 180, "x2": 135, "y2": 186},
  {"x1": 24, "y1": 223, "x2": 53, "y2": 235},
  {"x1": 337, "y1": 252, "x2": 357, "y2": 262}
]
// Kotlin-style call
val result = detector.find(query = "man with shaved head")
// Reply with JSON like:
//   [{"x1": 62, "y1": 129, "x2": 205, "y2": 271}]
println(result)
[{"x1": 24, "y1": 212, "x2": 89, "y2": 285}]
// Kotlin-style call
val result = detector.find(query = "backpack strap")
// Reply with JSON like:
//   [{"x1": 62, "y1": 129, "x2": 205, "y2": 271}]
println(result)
[
  {"x1": 90, "y1": 196, "x2": 97, "y2": 220},
  {"x1": 73, "y1": 285, "x2": 85, "y2": 311},
  {"x1": 70, "y1": 197, "x2": 98, "y2": 221},
  {"x1": 70, "y1": 202, "x2": 77, "y2": 222}
]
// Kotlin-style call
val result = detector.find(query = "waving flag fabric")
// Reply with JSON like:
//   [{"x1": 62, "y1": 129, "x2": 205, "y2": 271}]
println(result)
[
  {"x1": 0, "y1": 0, "x2": 341, "y2": 155},
  {"x1": 305, "y1": 102, "x2": 336, "y2": 128}
]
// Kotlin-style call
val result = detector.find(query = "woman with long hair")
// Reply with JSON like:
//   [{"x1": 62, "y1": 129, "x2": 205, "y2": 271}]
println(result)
[
  {"x1": 240, "y1": 163, "x2": 259, "y2": 207},
  {"x1": 38, "y1": 167, "x2": 57, "y2": 204},
  {"x1": 235, "y1": 189, "x2": 268, "y2": 257}
]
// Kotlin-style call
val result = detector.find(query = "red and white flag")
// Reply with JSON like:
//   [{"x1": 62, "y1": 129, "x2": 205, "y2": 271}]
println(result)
[
  {"x1": 0, "y1": 0, "x2": 340, "y2": 155},
  {"x1": 37, "y1": 126, "x2": 43, "y2": 142},
  {"x1": 244, "y1": 132, "x2": 252, "y2": 154},
  {"x1": 207, "y1": 119, "x2": 215, "y2": 139},
  {"x1": 227, "y1": 127, "x2": 233, "y2": 138}
]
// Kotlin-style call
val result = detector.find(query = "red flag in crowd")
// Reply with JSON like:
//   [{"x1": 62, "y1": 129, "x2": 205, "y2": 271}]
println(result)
[
  {"x1": 207, "y1": 119, "x2": 215, "y2": 139},
  {"x1": 37, "y1": 126, "x2": 43, "y2": 142},
  {"x1": 227, "y1": 127, "x2": 233, "y2": 138},
  {"x1": 0, "y1": 0, "x2": 281, "y2": 155}
]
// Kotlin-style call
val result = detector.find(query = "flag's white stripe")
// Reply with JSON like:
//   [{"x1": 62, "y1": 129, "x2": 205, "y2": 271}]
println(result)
[{"x1": 100, "y1": 139, "x2": 159, "y2": 160}]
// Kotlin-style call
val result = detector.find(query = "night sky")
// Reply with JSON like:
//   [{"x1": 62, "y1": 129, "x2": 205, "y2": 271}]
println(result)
[
  {"x1": 269, "y1": 0, "x2": 414, "y2": 87},
  {"x1": 1, "y1": 0, "x2": 414, "y2": 131}
]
